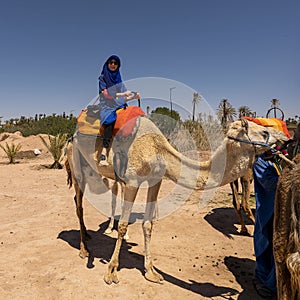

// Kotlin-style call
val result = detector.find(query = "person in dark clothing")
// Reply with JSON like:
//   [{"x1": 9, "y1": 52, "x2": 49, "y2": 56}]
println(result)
[
  {"x1": 98, "y1": 55, "x2": 139, "y2": 166},
  {"x1": 252, "y1": 150, "x2": 280, "y2": 298}
]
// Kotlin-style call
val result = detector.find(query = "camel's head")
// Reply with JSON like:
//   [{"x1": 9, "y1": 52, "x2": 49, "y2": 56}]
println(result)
[{"x1": 227, "y1": 119, "x2": 289, "y2": 154}]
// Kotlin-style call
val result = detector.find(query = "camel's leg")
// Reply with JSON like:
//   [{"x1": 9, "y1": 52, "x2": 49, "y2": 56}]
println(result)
[
  {"x1": 104, "y1": 181, "x2": 129, "y2": 239},
  {"x1": 241, "y1": 175, "x2": 255, "y2": 224},
  {"x1": 119, "y1": 182, "x2": 129, "y2": 240},
  {"x1": 143, "y1": 180, "x2": 164, "y2": 283},
  {"x1": 74, "y1": 182, "x2": 90, "y2": 258},
  {"x1": 104, "y1": 185, "x2": 138, "y2": 285},
  {"x1": 105, "y1": 180, "x2": 118, "y2": 235},
  {"x1": 230, "y1": 180, "x2": 248, "y2": 235}
]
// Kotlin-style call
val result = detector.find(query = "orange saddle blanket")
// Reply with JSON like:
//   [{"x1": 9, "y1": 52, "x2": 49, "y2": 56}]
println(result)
[
  {"x1": 77, "y1": 106, "x2": 146, "y2": 137},
  {"x1": 243, "y1": 117, "x2": 290, "y2": 138}
]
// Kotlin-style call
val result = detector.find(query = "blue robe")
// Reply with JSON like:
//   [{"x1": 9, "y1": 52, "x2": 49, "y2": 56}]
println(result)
[
  {"x1": 98, "y1": 55, "x2": 127, "y2": 125},
  {"x1": 97, "y1": 83, "x2": 127, "y2": 125},
  {"x1": 253, "y1": 155, "x2": 279, "y2": 292}
]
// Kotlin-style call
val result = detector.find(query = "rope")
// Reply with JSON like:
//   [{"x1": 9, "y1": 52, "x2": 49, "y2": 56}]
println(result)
[
  {"x1": 227, "y1": 131, "x2": 271, "y2": 149},
  {"x1": 227, "y1": 133, "x2": 296, "y2": 169}
]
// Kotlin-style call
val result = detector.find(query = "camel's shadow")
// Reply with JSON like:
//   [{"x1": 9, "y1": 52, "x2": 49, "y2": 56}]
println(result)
[
  {"x1": 58, "y1": 220, "x2": 143, "y2": 271},
  {"x1": 204, "y1": 207, "x2": 256, "y2": 239},
  {"x1": 224, "y1": 256, "x2": 271, "y2": 299},
  {"x1": 58, "y1": 221, "x2": 262, "y2": 299}
]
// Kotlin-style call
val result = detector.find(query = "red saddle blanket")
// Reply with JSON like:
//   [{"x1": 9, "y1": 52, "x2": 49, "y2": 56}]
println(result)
[
  {"x1": 77, "y1": 106, "x2": 146, "y2": 137},
  {"x1": 243, "y1": 117, "x2": 290, "y2": 138}
]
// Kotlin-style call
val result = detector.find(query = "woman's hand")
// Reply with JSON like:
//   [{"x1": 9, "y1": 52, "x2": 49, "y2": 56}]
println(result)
[
  {"x1": 125, "y1": 91, "x2": 140, "y2": 101},
  {"x1": 116, "y1": 91, "x2": 140, "y2": 101}
]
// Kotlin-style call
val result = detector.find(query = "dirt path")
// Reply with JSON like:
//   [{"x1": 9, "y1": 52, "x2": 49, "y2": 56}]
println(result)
[{"x1": 0, "y1": 145, "x2": 264, "y2": 300}]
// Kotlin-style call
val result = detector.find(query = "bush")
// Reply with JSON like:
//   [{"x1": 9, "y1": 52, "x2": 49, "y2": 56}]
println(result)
[
  {"x1": 0, "y1": 142, "x2": 22, "y2": 164},
  {"x1": 39, "y1": 133, "x2": 68, "y2": 169},
  {"x1": 2, "y1": 115, "x2": 77, "y2": 137}
]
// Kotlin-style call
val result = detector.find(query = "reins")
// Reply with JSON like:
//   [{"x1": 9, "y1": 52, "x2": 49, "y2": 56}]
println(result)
[{"x1": 227, "y1": 131, "x2": 271, "y2": 149}]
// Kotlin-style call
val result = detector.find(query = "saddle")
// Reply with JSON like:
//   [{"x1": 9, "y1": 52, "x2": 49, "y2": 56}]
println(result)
[
  {"x1": 77, "y1": 105, "x2": 146, "y2": 138},
  {"x1": 243, "y1": 117, "x2": 291, "y2": 138}
]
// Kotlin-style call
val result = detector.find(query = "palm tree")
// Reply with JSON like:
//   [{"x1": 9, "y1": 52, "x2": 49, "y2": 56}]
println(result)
[
  {"x1": 238, "y1": 106, "x2": 252, "y2": 118},
  {"x1": 266, "y1": 98, "x2": 284, "y2": 120},
  {"x1": 217, "y1": 99, "x2": 237, "y2": 132},
  {"x1": 192, "y1": 92, "x2": 201, "y2": 121},
  {"x1": 0, "y1": 142, "x2": 22, "y2": 164},
  {"x1": 39, "y1": 133, "x2": 68, "y2": 169},
  {"x1": 271, "y1": 98, "x2": 280, "y2": 108}
]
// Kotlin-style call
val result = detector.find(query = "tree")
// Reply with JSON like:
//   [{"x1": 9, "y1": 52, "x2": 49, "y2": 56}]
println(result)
[
  {"x1": 238, "y1": 106, "x2": 252, "y2": 118},
  {"x1": 217, "y1": 99, "x2": 237, "y2": 132},
  {"x1": 149, "y1": 107, "x2": 180, "y2": 137},
  {"x1": 39, "y1": 133, "x2": 68, "y2": 169},
  {"x1": 150, "y1": 107, "x2": 180, "y2": 121},
  {"x1": 192, "y1": 92, "x2": 201, "y2": 121},
  {"x1": 266, "y1": 98, "x2": 284, "y2": 120},
  {"x1": 0, "y1": 142, "x2": 22, "y2": 164},
  {"x1": 271, "y1": 98, "x2": 280, "y2": 108}
]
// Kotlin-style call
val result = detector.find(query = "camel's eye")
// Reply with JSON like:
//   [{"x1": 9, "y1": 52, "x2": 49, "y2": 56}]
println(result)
[{"x1": 262, "y1": 130, "x2": 270, "y2": 143}]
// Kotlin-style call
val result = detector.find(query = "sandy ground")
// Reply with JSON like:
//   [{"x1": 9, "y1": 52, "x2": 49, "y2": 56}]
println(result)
[{"x1": 0, "y1": 132, "x2": 265, "y2": 300}]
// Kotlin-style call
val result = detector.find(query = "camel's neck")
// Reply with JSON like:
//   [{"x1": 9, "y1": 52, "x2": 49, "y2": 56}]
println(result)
[
  {"x1": 204, "y1": 140, "x2": 255, "y2": 188},
  {"x1": 164, "y1": 137, "x2": 255, "y2": 190},
  {"x1": 129, "y1": 118, "x2": 255, "y2": 191}
]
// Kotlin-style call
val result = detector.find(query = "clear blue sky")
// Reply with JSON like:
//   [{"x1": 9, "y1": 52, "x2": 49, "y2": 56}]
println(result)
[{"x1": 0, "y1": 0, "x2": 299, "y2": 122}]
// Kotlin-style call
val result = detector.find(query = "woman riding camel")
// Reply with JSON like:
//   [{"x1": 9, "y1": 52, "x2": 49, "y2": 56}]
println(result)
[{"x1": 98, "y1": 55, "x2": 139, "y2": 166}]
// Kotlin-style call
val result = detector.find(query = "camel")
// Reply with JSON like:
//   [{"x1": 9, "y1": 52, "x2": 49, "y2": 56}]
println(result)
[
  {"x1": 273, "y1": 154, "x2": 300, "y2": 299},
  {"x1": 65, "y1": 116, "x2": 288, "y2": 284},
  {"x1": 229, "y1": 167, "x2": 255, "y2": 235}
]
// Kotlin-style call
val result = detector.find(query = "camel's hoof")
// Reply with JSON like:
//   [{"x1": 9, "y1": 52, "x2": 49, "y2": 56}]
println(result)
[
  {"x1": 145, "y1": 270, "x2": 164, "y2": 283},
  {"x1": 104, "y1": 274, "x2": 113, "y2": 285},
  {"x1": 79, "y1": 248, "x2": 89, "y2": 259},
  {"x1": 104, "y1": 272, "x2": 119, "y2": 285}
]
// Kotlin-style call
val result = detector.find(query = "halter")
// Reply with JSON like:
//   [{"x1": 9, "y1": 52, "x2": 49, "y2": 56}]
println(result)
[
  {"x1": 227, "y1": 119, "x2": 296, "y2": 168},
  {"x1": 227, "y1": 132, "x2": 271, "y2": 149},
  {"x1": 227, "y1": 119, "x2": 272, "y2": 150}
]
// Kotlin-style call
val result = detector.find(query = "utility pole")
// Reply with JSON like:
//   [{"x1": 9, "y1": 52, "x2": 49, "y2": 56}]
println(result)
[{"x1": 169, "y1": 87, "x2": 176, "y2": 118}]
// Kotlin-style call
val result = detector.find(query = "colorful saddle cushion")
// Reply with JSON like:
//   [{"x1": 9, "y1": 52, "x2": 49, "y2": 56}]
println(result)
[
  {"x1": 77, "y1": 106, "x2": 146, "y2": 137},
  {"x1": 243, "y1": 117, "x2": 290, "y2": 138}
]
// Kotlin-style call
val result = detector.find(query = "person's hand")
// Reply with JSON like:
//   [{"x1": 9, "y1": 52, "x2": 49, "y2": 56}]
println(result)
[
  {"x1": 116, "y1": 91, "x2": 140, "y2": 101},
  {"x1": 116, "y1": 91, "x2": 132, "y2": 99},
  {"x1": 123, "y1": 90, "x2": 133, "y2": 97},
  {"x1": 126, "y1": 92, "x2": 140, "y2": 101}
]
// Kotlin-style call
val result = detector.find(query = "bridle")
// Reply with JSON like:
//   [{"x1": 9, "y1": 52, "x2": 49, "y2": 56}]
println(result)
[
  {"x1": 227, "y1": 119, "x2": 296, "y2": 168},
  {"x1": 227, "y1": 119, "x2": 272, "y2": 150}
]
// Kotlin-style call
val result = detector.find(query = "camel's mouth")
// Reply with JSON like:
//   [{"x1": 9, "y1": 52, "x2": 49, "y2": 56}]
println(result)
[{"x1": 268, "y1": 129, "x2": 289, "y2": 145}]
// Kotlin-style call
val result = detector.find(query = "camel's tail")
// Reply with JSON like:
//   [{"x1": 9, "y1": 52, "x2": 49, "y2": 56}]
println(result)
[{"x1": 65, "y1": 158, "x2": 73, "y2": 188}]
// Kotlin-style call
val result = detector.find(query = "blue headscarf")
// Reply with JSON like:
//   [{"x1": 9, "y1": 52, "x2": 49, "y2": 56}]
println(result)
[
  {"x1": 98, "y1": 55, "x2": 127, "y2": 125},
  {"x1": 99, "y1": 55, "x2": 122, "y2": 94}
]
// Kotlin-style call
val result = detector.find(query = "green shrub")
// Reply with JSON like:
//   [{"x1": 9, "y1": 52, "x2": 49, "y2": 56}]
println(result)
[
  {"x1": 39, "y1": 133, "x2": 68, "y2": 169},
  {"x1": 2, "y1": 115, "x2": 77, "y2": 137},
  {"x1": 0, "y1": 142, "x2": 22, "y2": 164}
]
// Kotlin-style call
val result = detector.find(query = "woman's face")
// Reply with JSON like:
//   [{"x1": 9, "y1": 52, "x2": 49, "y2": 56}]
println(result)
[{"x1": 108, "y1": 59, "x2": 119, "y2": 71}]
